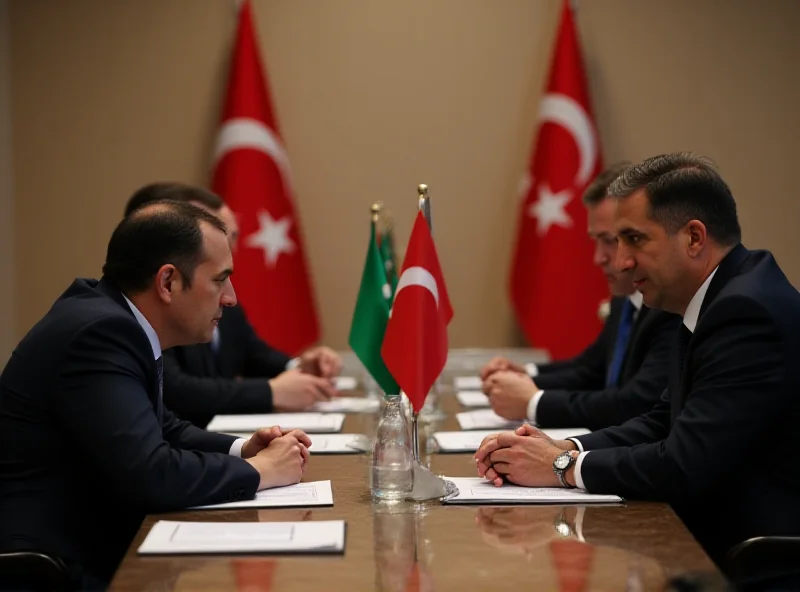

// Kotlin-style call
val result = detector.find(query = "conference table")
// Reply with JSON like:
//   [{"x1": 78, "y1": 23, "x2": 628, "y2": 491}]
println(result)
[{"x1": 109, "y1": 361, "x2": 724, "y2": 591}]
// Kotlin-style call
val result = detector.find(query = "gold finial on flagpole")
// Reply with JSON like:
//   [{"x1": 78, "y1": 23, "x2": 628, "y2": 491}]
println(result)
[
  {"x1": 371, "y1": 202, "x2": 382, "y2": 226},
  {"x1": 417, "y1": 184, "x2": 432, "y2": 230}
]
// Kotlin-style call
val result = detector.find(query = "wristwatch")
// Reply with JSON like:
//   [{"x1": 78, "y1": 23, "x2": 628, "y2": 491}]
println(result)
[{"x1": 552, "y1": 450, "x2": 578, "y2": 488}]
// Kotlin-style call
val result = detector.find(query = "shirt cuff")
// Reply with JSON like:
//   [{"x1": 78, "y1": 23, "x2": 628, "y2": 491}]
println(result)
[
  {"x1": 525, "y1": 390, "x2": 545, "y2": 423},
  {"x1": 566, "y1": 437, "x2": 584, "y2": 452},
  {"x1": 525, "y1": 362, "x2": 539, "y2": 377},
  {"x1": 286, "y1": 357, "x2": 300, "y2": 371},
  {"x1": 574, "y1": 451, "x2": 589, "y2": 491},
  {"x1": 229, "y1": 437, "x2": 247, "y2": 458}
]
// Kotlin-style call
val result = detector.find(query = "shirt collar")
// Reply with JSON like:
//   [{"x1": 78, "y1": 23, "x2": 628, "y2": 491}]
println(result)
[
  {"x1": 628, "y1": 291, "x2": 644, "y2": 311},
  {"x1": 683, "y1": 266, "x2": 719, "y2": 333},
  {"x1": 123, "y1": 295, "x2": 162, "y2": 360}
]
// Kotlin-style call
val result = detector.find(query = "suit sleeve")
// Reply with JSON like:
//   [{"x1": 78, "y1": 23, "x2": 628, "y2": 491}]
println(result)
[
  {"x1": 55, "y1": 315, "x2": 259, "y2": 510},
  {"x1": 578, "y1": 297, "x2": 786, "y2": 502},
  {"x1": 535, "y1": 313, "x2": 678, "y2": 430},
  {"x1": 162, "y1": 349, "x2": 275, "y2": 418},
  {"x1": 230, "y1": 306, "x2": 293, "y2": 378},
  {"x1": 534, "y1": 312, "x2": 613, "y2": 391}
]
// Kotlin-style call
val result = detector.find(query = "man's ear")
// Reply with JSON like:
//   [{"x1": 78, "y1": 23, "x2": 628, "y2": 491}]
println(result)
[
  {"x1": 685, "y1": 220, "x2": 708, "y2": 258},
  {"x1": 155, "y1": 264, "x2": 181, "y2": 303}
]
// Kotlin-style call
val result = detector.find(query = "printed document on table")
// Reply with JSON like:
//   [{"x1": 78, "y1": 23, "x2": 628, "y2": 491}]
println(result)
[
  {"x1": 443, "y1": 477, "x2": 622, "y2": 504},
  {"x1": 454, "y1": 376, "x2": 482, "y2": 390},
  {"x1": 207, "y1": 413, "x2": 345, "y2": 433},
  {"x1": 434, "y1": 428, "x2": 591, "y2": 452},
  {"x1": 455, "y1": 391, "x2": 490, "y2": 407},
  {"x1": 189, "y1": 481, "x2": 333, "y2": 511},
  {"x1": 313, "y1": 397, "x2": 379, "y2": 414},
  {"x1": 225, "y1": 433, "x2": 369, "y2": 454},
  {"x1": 138, "y1": 520, "x2": 345, "y2": 555},
  {"x1": 456, "y1": 409, "x2": 523, "y2": 431}
]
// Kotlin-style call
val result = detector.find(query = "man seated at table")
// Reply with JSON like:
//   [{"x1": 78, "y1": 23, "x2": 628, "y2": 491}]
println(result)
[
  {"x1": 474, "y1": 152, "x2": 800, "y2": 568},
  {"x1": 479, "y1": 163, "x2": 680, "y2": 430},
  {"x1": 0, "y1": 200, "x2": 311, "y2": 589},
  {"x1": 124, "y1": 183, "x2": 342, "y2": 428}
]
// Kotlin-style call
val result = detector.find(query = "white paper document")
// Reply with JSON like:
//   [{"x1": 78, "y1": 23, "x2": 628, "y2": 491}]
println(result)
[
  {"x1": 225, "y1": 433, "x2": 369, "y2": 454},
  {"x1": 335, "y1": 376, "x2": 358, "y2": 391},
  {"x1": 207, "y1": 413, "x2": 346, "y2": 433},
  {"x1": 456, "y1": 390, "x2": 490, "y2": 407},
  {"x1": 443, "y1": 477, "x2": 622, "y2": 504},
  {"x1": 456, "y1": 409, "x2": 524, "y2": 430},
  {"x1": 312, "y1": 397, "x2": 379, "y2": 414},
  {"x1": 138, "y1": 519, "x2": 346, "y2": 555},
  {"x1": 434, "y1": 428, "x2": 591, "y2": 452},
  {"x1": 190, "y1": 480, "x2": 333, "y2": 511},
  {"x1": 454, "y1": 376, "x2": 482, "y2": 390}
]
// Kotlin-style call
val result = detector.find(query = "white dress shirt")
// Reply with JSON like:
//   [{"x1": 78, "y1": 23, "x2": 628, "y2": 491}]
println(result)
[
  {"x1": 525, "y1": 292, "x2": 644, "y2": 424},
  {"x1": 568, "y1": 269, "x2": 719, "y2": 490},
  {"x1": 124, "y1": 297, "x2": 246, "y2": 458}
]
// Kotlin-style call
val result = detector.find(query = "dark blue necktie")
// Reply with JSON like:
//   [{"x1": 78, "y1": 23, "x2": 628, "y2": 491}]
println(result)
[
  {"x1": 155, "y1": 355, "x2": 164, "y2": 425},
  {"x1": 606, "y1": 299, "x2": 636, "y2": 388}
]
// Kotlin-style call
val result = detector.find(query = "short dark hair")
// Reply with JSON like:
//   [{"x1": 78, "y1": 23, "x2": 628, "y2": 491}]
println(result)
[
  {"x1": 103, "y1": 200, "x2": 227, "y2": 294},
  {"x1": 608, "y1": 152, "x2": 741, "y2": 246},
  {"x1": 582, "y1": 162, "x2": 631, "y2": 205},
  {"x1": 123, "y1": 183, "x2": 224, "y2": 217}
]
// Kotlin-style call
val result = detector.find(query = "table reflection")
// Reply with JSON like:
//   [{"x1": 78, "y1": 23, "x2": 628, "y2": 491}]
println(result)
[{"x1": 373, "y1": 502, "x2": 434, "y2": 592}]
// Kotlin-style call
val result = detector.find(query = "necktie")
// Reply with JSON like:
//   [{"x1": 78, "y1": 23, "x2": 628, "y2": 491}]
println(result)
[
  {"x1": 677, "y1": 324, "x2": 692, "y2": 379},
  {"x1": 606, "y1": 298, "x2": 636, "y2": 388},
  {"x1": 155, "y1": 355, "x2": 164, "y2": 425}
]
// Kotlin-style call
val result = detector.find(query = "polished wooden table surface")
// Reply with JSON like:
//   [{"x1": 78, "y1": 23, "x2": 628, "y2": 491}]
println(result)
[{"x1": 110, "y1": 393, "x2": 723, "y2": 591}]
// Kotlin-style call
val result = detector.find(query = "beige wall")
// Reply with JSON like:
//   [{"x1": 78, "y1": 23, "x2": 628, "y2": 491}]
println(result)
[
  {"x1": 9, "y1": 0, "x2": 800, "y2": 350},
  {"x1": 0, "y1": 0, "x2": 13, "y2": 365}
]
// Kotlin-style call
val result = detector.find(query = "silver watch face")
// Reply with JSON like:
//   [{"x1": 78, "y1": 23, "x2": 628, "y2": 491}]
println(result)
[{"x1": 555, "y1": 454, "x2": 571, "y2": 470}]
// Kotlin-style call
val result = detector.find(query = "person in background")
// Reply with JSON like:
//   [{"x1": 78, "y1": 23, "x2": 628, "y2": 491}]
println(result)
[
  {"x1": 480, "y1": 163, "x2": 680, "y2": 430},
  {"x1": 0, "y1": 201, "x2": 310, "y2": 588},
  {"x1": 125, "y1": 183, "x2": 342, "y2": 428}
]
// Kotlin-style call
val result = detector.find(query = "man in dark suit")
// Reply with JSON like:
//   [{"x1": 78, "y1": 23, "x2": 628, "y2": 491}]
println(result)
[
  {"x1": 0, "y1": 200, "x2": 311, "y2": 588},
  {"x1": 480, "y1": 164, "x2": 680, "y2": 430},
  {"x1": 475, "y1": 152, "x2": 800, "y2": 568},
  {"x1": 124, "y1": 183, "x2": 342, "y2": 427}
]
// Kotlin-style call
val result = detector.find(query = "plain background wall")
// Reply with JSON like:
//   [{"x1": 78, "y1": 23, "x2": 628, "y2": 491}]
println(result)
[
  {"x1": 0, "y1": 0, "x2": 13, "y2": 365},
  {"x1": 8, "y1": 0, "x2": 800, "y2": 351}
]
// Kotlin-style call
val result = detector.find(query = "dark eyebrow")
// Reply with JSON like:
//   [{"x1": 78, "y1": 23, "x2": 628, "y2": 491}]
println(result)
[
  {"x1": 214, "y1": 268, "x2": 233, "y2": 281},
  {"x1": 617, "y1": 227, "x2": 642, "y2": 238}
]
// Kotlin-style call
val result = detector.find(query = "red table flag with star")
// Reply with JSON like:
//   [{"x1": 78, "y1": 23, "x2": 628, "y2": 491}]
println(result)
[
  {"x1": 509, "y1": 0, "x2": 607, "y2": 360},
  {"x1": 211, "y1": 0, "x2": 319, "y2": 355},
  {"x1": 382, "y1": 211, "x2": 453, "y2": 413}
]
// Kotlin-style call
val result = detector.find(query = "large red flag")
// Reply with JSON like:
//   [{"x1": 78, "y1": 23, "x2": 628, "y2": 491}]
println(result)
[
  {"x1": 382, "y1": 212, "x2": 453, "y2": 413},
  {"x1": 211, "y1": 0, "x2": 319, "y2": 355},
  {"x1": 509, "y1": 0, "x2": 607, "y2": 360}
]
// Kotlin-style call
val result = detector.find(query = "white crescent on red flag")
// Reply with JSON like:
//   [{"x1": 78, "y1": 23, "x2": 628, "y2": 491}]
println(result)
[
  {"x1": 382, "y1": 212, "x2": 453, "y2": 413},
  {"x1": 509, "y1": 0, "x2": 607, "y2": 360},
  {"x1": 211, "y1": 0, "x2": 320, "y2": 355}
]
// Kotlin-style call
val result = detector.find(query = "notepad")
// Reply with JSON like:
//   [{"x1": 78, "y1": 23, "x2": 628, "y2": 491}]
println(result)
[
  {"x1": 312, "y1": 397, "x2": 380, "y2": 414},
  {"x1": 335, "y1": 376, "x2": 358, "y2": 391},
  {"x1": 434, "y1": 428, "x2": 591, "y2": 452},
  {"x1": 454, "y1": 376, "x2": 482, "y2": 390},
  {"x1": 456, "y1": 409, "x2": 524, "y2": 431},
  {"x1": 207, "y1": 413, "x2": 346, "y2": 433},
  {"x1": 455, "y1": 391, "x2": 490, "y2": 407},
  {"x1": 138, "y1": 519, "x2": 346, "y2": 555},
  {"x1": 443, "y1": 477, "x2": 622, "y2": 504},
  {"x1": 190, "y1": 480, "x2": 333, "y2": 511}
]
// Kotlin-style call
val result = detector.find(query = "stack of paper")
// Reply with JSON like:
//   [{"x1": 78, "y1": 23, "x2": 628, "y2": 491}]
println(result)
[
  {"x1": 207, "y1": 413, "x2": 346, "y2": 434},
  {"x1": 190, "y1": 480, "x2": 333, "y2": 511},
  {"x1": 312, "y1": 397, "x2": 379, "y2": 414},
  {"x1": 225, "y1": 433, "x2": 370, "y2": 454},
  {"x1": 335, "y1": 376, "x2": 358, "y2": 391},
  {"x1": 456, "y1": 409, "x2": 524, "y2": 431},
  {"x1": 138, "y1": 520, "x2": 346, "y2": 555},
  {"x1": 455, "y1": 391, "x2": 490, "y2": 408},
  {"x1": 434, "y1": 428, "x2": 591, "y2": 452},
  {"x1": 443, "y1": 477, "x2": 622, "y2": 504}
]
